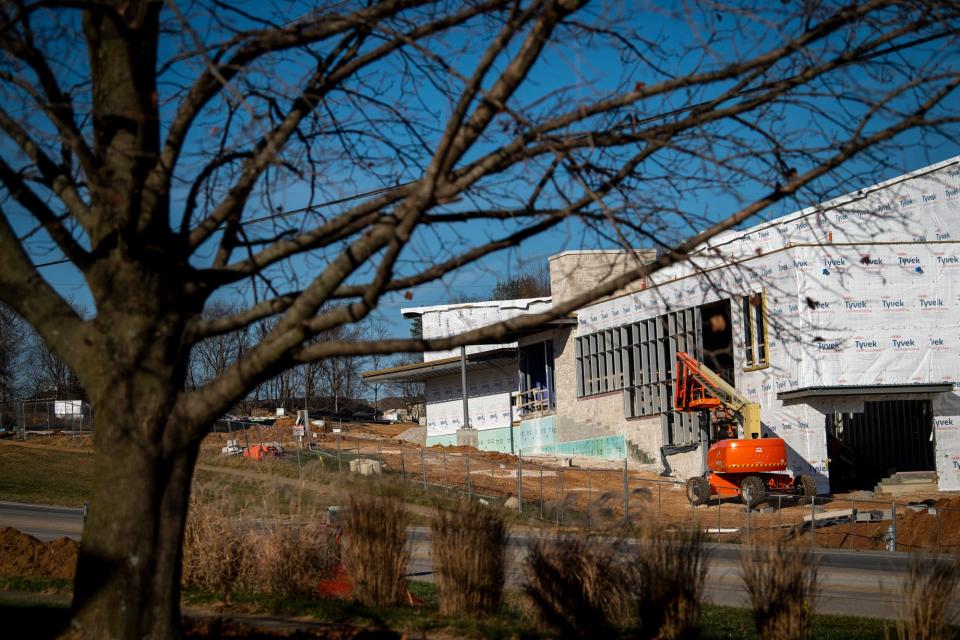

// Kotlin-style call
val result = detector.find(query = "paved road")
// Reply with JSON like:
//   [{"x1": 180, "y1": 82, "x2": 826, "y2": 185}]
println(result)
[
  {"x1": 2, "y1": 501, "x2": 954, "y2": 620},
  {"x1": 0, "y1": 501, "x2": 83, "y2": 541}
]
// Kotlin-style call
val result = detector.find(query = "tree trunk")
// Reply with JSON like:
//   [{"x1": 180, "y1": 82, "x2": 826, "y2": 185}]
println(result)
[{"x1": 70, "y1": 398, "x2": 199, "y2": 639}]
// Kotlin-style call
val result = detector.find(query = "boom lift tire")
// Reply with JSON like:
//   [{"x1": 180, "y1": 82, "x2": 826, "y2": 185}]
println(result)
[
  {"x1": 797, "y1": 474, "x2": 817, "y2": 504},
  {"x1": 686, "y1": 476, "x2": 712, "y2": 506},
  {"x1": 740, "y1": 476, "x2": 766, "y2": 508}
]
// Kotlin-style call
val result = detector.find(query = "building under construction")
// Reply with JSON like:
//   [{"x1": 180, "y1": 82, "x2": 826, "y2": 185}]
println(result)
[{"x1": 363, "y1": 156, "x2": 960, "y2": 493}]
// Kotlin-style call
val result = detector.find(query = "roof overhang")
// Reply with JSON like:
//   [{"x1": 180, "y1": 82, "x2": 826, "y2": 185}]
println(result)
[
  {"x1": 361, "y1": 347, "x2": 517, "y2": 384},
  {"x1": 777, "y1": 383, "x2": 954, "y2": 402}
]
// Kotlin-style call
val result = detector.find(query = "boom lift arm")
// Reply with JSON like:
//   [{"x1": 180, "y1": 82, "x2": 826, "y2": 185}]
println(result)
[{"x1": 674, "y1": 351, "x2": 761, "y2": 439}]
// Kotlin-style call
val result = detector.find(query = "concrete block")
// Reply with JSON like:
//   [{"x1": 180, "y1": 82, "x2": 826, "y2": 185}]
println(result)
[
  {"x1": 358, "y1": 460, "x2": 382, "y2": 476},
  {"x1": 456, "y1": 428, "x2": 479, "y2": 448}
]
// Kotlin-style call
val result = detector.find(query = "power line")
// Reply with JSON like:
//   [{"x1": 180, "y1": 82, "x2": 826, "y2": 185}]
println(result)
[{"x1": 26, "y1": 27, "x2": 959, "y2": 271}]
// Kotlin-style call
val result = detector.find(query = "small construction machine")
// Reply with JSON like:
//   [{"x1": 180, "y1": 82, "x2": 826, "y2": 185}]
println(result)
[{"x1": 674, "y1": 351, "x2": 816, "y2": 507}]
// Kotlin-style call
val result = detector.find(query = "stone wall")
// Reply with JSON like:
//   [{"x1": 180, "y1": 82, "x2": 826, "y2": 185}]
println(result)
[
  {"x1": 545, "y1": 250, "x2": 677, "y2": 473},
  {"x1": 549, "y1": 249, "x2": 657, "y2": 306}
]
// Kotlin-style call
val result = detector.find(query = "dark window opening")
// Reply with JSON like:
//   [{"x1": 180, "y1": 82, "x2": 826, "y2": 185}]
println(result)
[
  {"x1": 699, "y1": 299, "x2": 734, "y2": 388},
  {"x1": 825, "y1": 399, "x2": 935, "y2": 492}
]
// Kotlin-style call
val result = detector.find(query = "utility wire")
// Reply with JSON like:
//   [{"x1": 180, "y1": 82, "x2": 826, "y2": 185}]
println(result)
[{"x1": 27, "y1": 27, "x2": 960, "y2": 271}]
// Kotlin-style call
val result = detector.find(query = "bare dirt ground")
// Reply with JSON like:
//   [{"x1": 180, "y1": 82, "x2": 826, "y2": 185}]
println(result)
[
  {"x1": 7, "y1": 432, "x2": 960, "y2": 551},
  {"x1": 0, "y1": 527, "x2": 77, "y2": 579}
]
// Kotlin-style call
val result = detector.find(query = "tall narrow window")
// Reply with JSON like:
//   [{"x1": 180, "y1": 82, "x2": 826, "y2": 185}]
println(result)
[{"x1": 742, "y1": 290, "x2": 769, "y2": 368}]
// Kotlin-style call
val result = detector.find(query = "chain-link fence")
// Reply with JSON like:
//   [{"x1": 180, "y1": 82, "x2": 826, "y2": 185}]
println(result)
[
  {"x1": 8, "y1": 399, "x2": 92, "y2": 437},
  {"x1": 198, "y1": 428, "x2": 959, "y2": 554}
]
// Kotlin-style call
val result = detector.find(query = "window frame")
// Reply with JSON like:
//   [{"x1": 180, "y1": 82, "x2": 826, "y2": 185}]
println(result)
[{"x1": 742, "y1": 288, "x2": 770, "y2": 370}]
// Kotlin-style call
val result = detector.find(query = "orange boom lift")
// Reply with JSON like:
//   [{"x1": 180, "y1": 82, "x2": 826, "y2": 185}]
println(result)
[{"x1": 674, "y1": 351, "x2": 816, "y2": 507}]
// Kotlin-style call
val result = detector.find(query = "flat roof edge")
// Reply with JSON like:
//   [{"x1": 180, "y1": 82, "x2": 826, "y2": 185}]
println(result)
[{"x1": 777, "y1": 383, "x2": 954, "y2": 401}]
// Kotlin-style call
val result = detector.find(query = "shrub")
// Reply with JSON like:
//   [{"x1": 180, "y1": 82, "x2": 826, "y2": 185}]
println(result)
[
  {"x1": 627, "y1": 525, "x2": 708, "y2": 640},
  {"x1": 182, "y1": 480, "x2": 337, "y2": 602},
  {"x1": 432, "y1": 499, "x2": 508, "y2": 615},
  {"x1": 897, "y1": 555, "x2": 960, "y2": 640},
  {"x1": 740, "y1": 539, "x2": 818, "y2": 640},
  {"x1": 252, "y1": 522, "x2": 338, "y2": 601},
  {"x1": 341, "y1": 491, "x2": 410, "y2": 606},
  {"x1": 182, "y1": 490, "x2": 250, "y2": 599},
  {"x1": 523, "y1": 534, "x2": 630, "y2": 639}
]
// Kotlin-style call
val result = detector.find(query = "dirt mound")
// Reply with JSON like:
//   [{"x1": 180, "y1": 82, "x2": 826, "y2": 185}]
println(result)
[
  {"x1": 0, "y1": 527, "x2": 78, "y2": 579},
  {"x1": 429, "y1": 444, "x2": 518, "y2": 464},
  {"x1": 273, "y1": 416, "x2": 297, "y2": 429},
  {"x1": 395, "y1": 425, "x2": 425, "y2": 446}
]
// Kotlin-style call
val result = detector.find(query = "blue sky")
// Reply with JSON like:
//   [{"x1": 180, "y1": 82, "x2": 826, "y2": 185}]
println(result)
[{"x1": 9, "y1": 1, "x2": 960, "y2": 343}]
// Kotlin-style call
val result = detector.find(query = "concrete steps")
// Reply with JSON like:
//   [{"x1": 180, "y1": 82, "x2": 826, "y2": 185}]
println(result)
[{"x1": 874, "y1": 471, "x2": 939, "y2": 496}]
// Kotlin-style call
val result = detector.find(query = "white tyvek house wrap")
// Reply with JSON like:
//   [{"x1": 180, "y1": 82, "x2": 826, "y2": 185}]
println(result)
[
  {"x1": 578, "y1": 156, "x2": 960, "y2": 491},
  {"x1": 405, "y1": 298, "x2": 552, "y2": 362},
  {"x1": 424, "y1": 367, "x2": 514, "y2": 436}
]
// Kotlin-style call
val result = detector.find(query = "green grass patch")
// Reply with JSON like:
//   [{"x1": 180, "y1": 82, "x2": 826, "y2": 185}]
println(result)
[
  {"x1": 0, "y1": 575, "x2": 72, "y2": 594},
  {"x1": 0, "y1": 445, "x2": 93, "y2": 506},
  {"x1": 179, "y1": 582, "x2": 906, "y2": 639},
  {"x1": 0, "y1": 580, "x2": 922, "y2": 639},
  {"x1": 699, "y1": 605, "x2": 898, "y2": 639}
]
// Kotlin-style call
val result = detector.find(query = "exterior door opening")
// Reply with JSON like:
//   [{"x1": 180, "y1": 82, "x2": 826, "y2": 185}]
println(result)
[{"x1": 825, "y1": 399, "x2": 935, "y2": 492}]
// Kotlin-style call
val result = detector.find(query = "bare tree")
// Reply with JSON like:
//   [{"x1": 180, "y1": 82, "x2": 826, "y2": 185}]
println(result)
[
  {"x1": 491, "y1": 263, "x2": 551, "y2": 299},
  {"x1": 187, "y1": 300, "x2": 250, "y2": 388},
  {"x1": 0, "y1": 303, "x2": 25, "y2": 423},
  {"x1": 0, "y1": 1, "x2": 957, "y2": 635},
  {"x1": 388, "y1": 355, "x2": 427, "y2": 420}
]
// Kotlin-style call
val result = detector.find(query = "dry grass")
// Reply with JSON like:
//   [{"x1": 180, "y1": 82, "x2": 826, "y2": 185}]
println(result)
[
  {"x1": 431, "y1": 499, "x2": 508, "y2": 616},
  {"x1": 341, "y1": 489, "x2": 410, "y2": 607},
  {"x1": 627, "y1": 525, "x2": 708, "y2": 640},
  {"x1": 182, "y1": 487, "x2": 251, "y2": 599},
  {"x1": 182, "y1": 480, "x2": 337, "y2": 601},
  {"x1": 897, "y1": 555, "x2": 960, "y2": 640},
  {"x1": 740, "y1": 539, "x2": 818, "y2": 640},
  {"x1": 522, "y1": 534, "x2": 631, "y2": 639}
]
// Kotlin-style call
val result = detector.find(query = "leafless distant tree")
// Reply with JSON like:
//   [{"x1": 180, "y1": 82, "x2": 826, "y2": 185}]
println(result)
[
  {"x1": 0, "y1": 303, "x2": 25, "y2": 412},
  {"x1": 0, "y1": 1, "x2": 957, "y2": 636},
  {"x1": 187, "y1": 300, "x2": 249, "y2": 388},
  {"x1": 491, "y1": 264, "x2": 551, "y2": 299},
  {"x1": 388, "y1": 355, "x2": 427, "y2": 420}
]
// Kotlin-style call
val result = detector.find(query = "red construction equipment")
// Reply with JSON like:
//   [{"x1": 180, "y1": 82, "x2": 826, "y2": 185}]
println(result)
[{"x1": 675, "y1": 351, "x2": 816, "y2": 507}]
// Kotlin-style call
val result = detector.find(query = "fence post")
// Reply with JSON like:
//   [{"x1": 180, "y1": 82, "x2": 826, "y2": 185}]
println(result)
[
  {"x1": 336, "y1": 433, "x2": 342, "y2": 473},
  {"x1": 420, "y1": 447, "x2": 427, "y2": 491},
  {"x1": 587, "y1": 467, "x2": 593, "y2": 523},
  {"x1": 517, "y1": 453, "x2": 523, "y2": 514},
  {"x1": 938, "y1": 507, "x2": 943, "y2": 553},
  {"x1": 377, "y1": 441, "x2": 382, "y2": 468},
  {"x1": 557, "y1": 467, "x2": 562, "y2": 526},
  {"x1": 657, "y1": 482, "x2": 662, "y2": 517},
  {"x1": 443, "y1": 452, "x2": 449, "y2": 495},
  {"x1": 540, "y1": 464, "x2": 545, "y2": 519},
  {"x1": 400, "y1": 451, "x2": 405, "y2": 482},
  {"x1": 850, "y1": 497, "x2": 856, "y2": 551},
  {"x1": 746, "y1": 502, "x2": 751, "y2": 544},
  {"x1": 891, "y1": 501, "x2": 897, "y2": 552},
  {"x1": 466, "y1": 456, "x2": 472, "y2": 499},
  {"x1": 716, "y1": 494, "x2": 721, "y2": 536},
  {"x1": 623, "y1": 459, "x2": 629, "y2": 525},
  {"x1": 810, "y1": 496, "x2": 816, "y2": 550}
]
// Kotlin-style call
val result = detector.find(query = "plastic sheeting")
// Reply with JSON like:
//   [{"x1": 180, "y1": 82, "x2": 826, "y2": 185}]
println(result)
[{"x1": 577, "y1": 156, "x2": 960, "y2": 490}]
